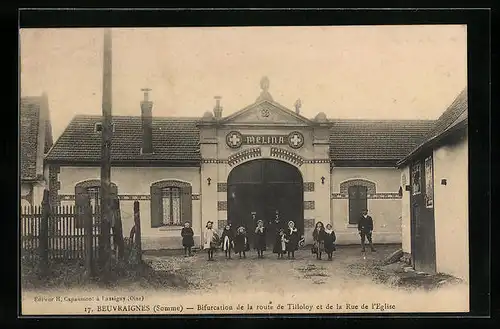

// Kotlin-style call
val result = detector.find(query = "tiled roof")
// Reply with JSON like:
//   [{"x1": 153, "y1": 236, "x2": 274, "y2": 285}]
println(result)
[
  {"x1": 397, "y1": 88, "x2": 468, "y2": 165},
  {"x1": 329, "y1": 119, "x2": 435, "y2": 161},
  {"x1": 47, "y1": 115, "x2": 435, "y2": 165},
  {"x1": 422, "y1": 88, "x2": 468, "y2": 144},
  {"x1": 20, "y1": 99, "x2": 41, "y2": 180},
  {"x1": 45, "y1": 115, "x2": 201, "y2": 162}
]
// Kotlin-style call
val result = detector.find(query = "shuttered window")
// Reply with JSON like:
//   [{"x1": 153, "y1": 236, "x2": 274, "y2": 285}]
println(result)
[
  {"x1": 150, "y1": 181, "x2": 192, "y2": 228},
  {"x1": 74, "y1": 180, "x2": 117, "y2": 229}
]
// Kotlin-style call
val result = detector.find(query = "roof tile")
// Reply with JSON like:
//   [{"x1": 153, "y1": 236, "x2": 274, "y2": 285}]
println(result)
[
  {"x1": 20, "y1": 101, "x2": 41, "y2": 180},
  {"x1": 47, "y1": 115, "x2": 435, "y2": 165},
  {"x1": 329, "y1": 119, "x2": 435, "y2": 161},
  {"x1": 46, "y1": 115, "x2": 200, "y2": 162}
]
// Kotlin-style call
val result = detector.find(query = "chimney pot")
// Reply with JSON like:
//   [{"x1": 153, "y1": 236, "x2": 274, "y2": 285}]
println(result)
[
  {"x1": 141, "y1": 88, "x2": 152, "y2": 102},
  {"x1": 140, "y1": 88, "x2": 153, "y2": 154},
  {"x1": 213, "y1": 96, "x2": 223, "y2": 119}
]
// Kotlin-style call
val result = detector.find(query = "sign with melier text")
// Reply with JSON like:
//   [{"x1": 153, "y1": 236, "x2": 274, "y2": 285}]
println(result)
[{"x1": 226, "y1": 131, "x2": 305, "y2": 149}]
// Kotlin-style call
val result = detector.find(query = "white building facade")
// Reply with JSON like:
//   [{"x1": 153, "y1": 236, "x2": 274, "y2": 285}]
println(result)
[{"x1": 46, "y1": 80, "x2": 435, "y2": 250}]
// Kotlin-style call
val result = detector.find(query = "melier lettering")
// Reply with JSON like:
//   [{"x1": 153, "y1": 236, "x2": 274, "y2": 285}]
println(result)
[{"x1": 97, "y1": 305, "x2": 150, "y2": 313}]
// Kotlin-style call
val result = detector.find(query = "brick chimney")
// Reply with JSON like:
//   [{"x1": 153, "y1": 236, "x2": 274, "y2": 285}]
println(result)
[
  {"x1": 140, "y1": 88, "x2": 153, "y2": 154},
  {"x1": 213, "y1": 96, "x2": 223, "y2": 119}
]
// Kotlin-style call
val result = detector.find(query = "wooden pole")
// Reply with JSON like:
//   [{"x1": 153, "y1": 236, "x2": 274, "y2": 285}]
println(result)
[
  {"x1": 113, "y1": 198, "x2": 125, "y2": 261},
  {"x1": 133, "y1": 201, "x2": 142, "y2": 263},
  {"x1": 39, "y1": 189, "x2": 50, "y2": 277},
  {"x1": 83, "y1": 197, "x2": 94, "y2": 279},
  {"x1": 99, "y1": 28, "x2": 113, "y2": 279}
]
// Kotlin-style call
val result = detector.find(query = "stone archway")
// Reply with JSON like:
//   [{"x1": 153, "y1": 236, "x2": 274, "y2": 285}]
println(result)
[{"x1": 227, "y1": 159, "x2": 304, "y2": 247}]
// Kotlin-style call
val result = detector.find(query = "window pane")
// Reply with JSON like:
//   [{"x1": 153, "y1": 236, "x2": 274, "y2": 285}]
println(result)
[
  {"x1": 412, "y1": 163, "x2": 421, "y2": 195},
  {"x1": 162, "y1": 192, "x2": 171, "y2": 225},
  {"x1": 425, "y1": 157, "x2": 434, "y2": 208},
  {"x1": 172, "y1": 193, "x2": 181, "y2": 225},
  {"x1": 87, "y1": 187, "x2": 100, "y2": 209},
  {"x1": 161, "y1": 187, "x2": 182, "y2": 226}
]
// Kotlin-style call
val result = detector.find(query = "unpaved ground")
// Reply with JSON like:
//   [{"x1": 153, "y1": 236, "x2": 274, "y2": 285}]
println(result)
[
  {"x1": 143, "y1": 245, "x2": 455, "y2": 293},
  {"x1": 21, "y1": 245, "x2": 470, "y2": 314}
]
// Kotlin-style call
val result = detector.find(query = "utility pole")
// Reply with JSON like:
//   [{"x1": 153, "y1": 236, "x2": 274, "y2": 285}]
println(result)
[{"x1": 99, "y1": 28, "x2": 113, "y2": 280}]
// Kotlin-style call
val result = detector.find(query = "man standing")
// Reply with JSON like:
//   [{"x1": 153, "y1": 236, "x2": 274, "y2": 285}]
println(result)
[{"x1": 358, "y1": 208, "x2": 376, "y2": 252}]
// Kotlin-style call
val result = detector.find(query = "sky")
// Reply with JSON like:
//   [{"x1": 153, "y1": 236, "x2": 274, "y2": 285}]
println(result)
[{"x1": 20, "y1": 25, "x2": 467, "y2": 140}]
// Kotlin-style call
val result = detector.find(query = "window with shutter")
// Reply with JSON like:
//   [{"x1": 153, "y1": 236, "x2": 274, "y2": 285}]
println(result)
[
  {"x1": 150, "y1": 185, "x2": 163, "y2": 228},
  {"x1": 74, "y1": 180, "x2": 118, "y2": 230},
  {"x1": 181, "y1": 185, "x2": 192, "y2": 225},
  {"x1": 150, "y1": 181, "x2": 193, "y2": 228}
]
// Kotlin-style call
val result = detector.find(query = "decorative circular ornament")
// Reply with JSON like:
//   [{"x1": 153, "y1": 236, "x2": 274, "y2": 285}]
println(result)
[
  {"x1": 226, "y1": 131, "x2": 243, "y2": 149},
  {"x1": 287, "y1": 131, "x2": 304, "y2": 149}
]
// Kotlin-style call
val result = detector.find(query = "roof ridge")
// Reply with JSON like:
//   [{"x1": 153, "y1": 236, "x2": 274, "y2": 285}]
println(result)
[
  {"x1": 329, "y1": 118, "x2": 436, "y2": 123},
  {"x1": 74, "y1": 114, "x2": 201, "y2": 120}
]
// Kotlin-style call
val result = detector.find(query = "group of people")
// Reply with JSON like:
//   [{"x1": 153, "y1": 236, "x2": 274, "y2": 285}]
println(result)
[
  {"x1": 199, "y1": 216, "x2": 301, "y2": 261},
  {"x1": 179, "y1": 208, "x2": 376, "y2": 261}
]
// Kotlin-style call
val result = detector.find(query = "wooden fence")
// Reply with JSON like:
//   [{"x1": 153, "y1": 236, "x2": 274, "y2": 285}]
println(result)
[
  {"x1": 21, "y1": 189, "x2": 142, "y2": 280},
  {"x1": 21, "y1": 205, "x2": 103, "y2": 262}
]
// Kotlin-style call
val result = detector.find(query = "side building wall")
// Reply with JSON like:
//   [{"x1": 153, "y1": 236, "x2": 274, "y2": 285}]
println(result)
[
  {"x1": 52, "y1": 165, "x2": 202, "y2": 250},
  {"x1": 331, "y1": 167, "x2": 403, "y2": 245}
]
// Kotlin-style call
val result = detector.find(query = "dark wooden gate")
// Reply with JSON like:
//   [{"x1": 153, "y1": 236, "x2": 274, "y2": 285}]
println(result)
[
  {"x1": 227, "y1": 159, "x2": 304, "y2": 247},
  {"x1": 410, "y1": 156, "x2": 436, "y2": 273},
  {"x1": 348, "y1": 185, "x2": 368, "y2": 224}
]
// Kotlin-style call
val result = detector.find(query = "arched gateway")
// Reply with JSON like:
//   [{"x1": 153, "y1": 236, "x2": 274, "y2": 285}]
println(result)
[{"x1": 227, "y1": 159, "x2": 304, "y2": 247}]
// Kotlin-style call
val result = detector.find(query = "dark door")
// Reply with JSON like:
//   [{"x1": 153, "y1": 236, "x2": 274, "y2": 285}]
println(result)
[
  {"x1": 410, "y1": 158, "x2": 436, "y2": 273},
  {"x1": 227, "y1": 159, "x2": 304, "y2": 248},
  {"x1": 348, "y1": 185, "x2": 368, "y2": 225}
]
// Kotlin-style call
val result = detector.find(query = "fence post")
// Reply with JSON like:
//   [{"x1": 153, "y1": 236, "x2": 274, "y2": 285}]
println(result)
[
  {"x1": 83, "y1": 197, "x2": 94, "y2": 279},
  {"x1": 133, "y1": 201, "x2": 142, "y2": 262},
  {"x1": 39, "y1": 190, "x2": 50, "y2": 277},
  {"x1": 112, "y1": 198, "x2": 125, "y2": 261}
]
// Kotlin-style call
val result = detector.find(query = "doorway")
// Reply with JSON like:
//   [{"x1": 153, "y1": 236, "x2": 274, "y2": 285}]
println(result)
[
  {"x1": 348, "y1": 185, "x2": 368, "y2": 224},
  {"x1": 227, "y1": 159, "x2": 304, "y2": 247},
  {"x1": 410, "y1": 158, "x2": 437, "y2": 273}
]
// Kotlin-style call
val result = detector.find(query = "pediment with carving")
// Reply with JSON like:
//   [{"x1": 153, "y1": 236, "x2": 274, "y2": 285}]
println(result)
[{"x1": 221, "y1": 100, "x2": 312, "y2": 126}]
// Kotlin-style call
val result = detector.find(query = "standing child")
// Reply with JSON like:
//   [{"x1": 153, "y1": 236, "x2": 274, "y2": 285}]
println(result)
[
  {"x1": 323, "y1": 223, "x2": 337, "y2": 261},
  {"x1": 234, "y1": 226, "x2": 249, "y2": 259},
  {"x1": 273, "y1": 228, "x2": 287, "y2": 259},
  {"x1": 312, "y1": 221, "x2": 326, "y2": 260},
  {"x1": 181, "y1": 221, "x2": 194, "y2": 257},
  {"x1": 204, "y1": 221, "x2": 219, "y2": 261},
  {"x1": 285, "y1": 221, "x2": 299, "y2": 259},
  {"x1": 220, "y1": 224, "x2": 234, "y2": 259},
  {"x1": 254, "y1": 220, "x2": 266, "y2": 258},
  {"x1": 272, "y1": 211, "x2": 283, "y2": 257}
]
